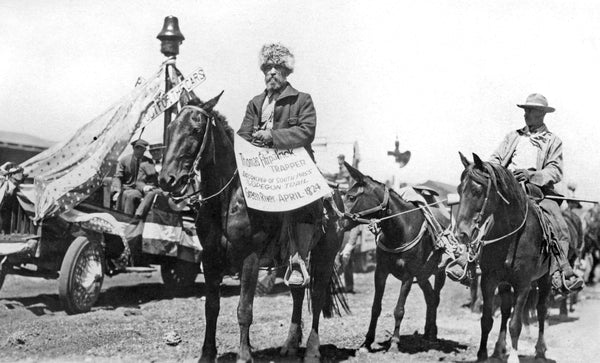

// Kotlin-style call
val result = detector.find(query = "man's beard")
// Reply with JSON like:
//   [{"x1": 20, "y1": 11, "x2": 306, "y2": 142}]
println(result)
[{"x1": 266, "y1": 77, "x2": 284, "y2": 92}]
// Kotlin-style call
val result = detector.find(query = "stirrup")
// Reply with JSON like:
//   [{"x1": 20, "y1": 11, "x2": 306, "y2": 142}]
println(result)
[
  {"x1": 284, "y1": 256, "x2": 310, "y2": 287},
  {"x1": 445, "y1": 258, "x2": 475, "y2": 287}
]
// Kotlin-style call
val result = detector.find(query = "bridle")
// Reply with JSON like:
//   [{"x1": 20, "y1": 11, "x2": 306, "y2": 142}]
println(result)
[
  {"x1": 168, "y1": 105, "x2": 238, "y2": 205},
  {"x1": 460, "y1": 164, "x2": 529, "y2": 262},
  {"x1": 344, "y1": 184, "x2": 447, "y2": 254},
  {"x1": 344, "y1": 185, "x2": 390, "y2": 224}
]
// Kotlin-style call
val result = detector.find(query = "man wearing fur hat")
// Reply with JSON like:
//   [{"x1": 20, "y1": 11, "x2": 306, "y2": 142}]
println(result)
[{"x1": 237, "y1": 43, "x2": 319, "y2": 287}]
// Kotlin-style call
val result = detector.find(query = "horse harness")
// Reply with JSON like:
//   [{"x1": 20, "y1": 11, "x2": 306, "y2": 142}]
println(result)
[
  {"x1": 169, "y1": 105, "x2": 238, "y2": 206},
  {"x1": 345, "y1": 185, "x2": 448, "y2": 254},
  {"x1": 464, "y1": 164, "x2": 529, "y2": 263}
]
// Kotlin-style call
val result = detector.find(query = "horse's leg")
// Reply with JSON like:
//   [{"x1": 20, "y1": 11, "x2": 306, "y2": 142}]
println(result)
[
  {"x1": 305, "y1": 233, "x2": 339, "y2": 362},
  {"x1": 506, "y1": 283, "x2": 531, "y2": 363},
  {"x1": 422, "y1": 269, "x2": 446, "y2": 340},
  {"x1": 388, "y1": 276, "x2": 413, "y2": 353},
  {"x1": 360, "y1": 262, "x2": 388, "y2": 352},
  {"x1": 492, "y1": 283, "x2": 512, "y2": 358},
  {"x1": 535, "y1": 275, "x2": 551, "y2": 359},
  {"x1": 200, "y1": 233, "x2": 225, "y2": 363},
  {"x1": 237, "y1": 252, "x2": 259, "y2": 363},
  {"x1": 280, "y1": 287, "x2": 304, "y2": 357},
  {"x1": 477, "y1": 273, "x2": 499, "y2": 362}
]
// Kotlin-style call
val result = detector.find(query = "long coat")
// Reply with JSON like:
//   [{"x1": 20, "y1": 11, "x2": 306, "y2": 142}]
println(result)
[{"x1": 237, "y1": 83, "x2": 317, "y2": 160}]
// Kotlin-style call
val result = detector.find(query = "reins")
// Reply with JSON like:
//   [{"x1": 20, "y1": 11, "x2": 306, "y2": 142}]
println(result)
[
  {"x1": 168, "y1": 104, "x2": 238, "y2": 206},
  {"x1": 463, "y1": 164, "x2": 529, "y2": 262},
  {"x1": 345, "y1": 185, "x2": 449, "y2": 254}
]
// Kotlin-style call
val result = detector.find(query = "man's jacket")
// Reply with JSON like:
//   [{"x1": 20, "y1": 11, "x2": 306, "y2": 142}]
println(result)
[
  {"x1": 489, "y1": 124, "x2": 563, "y2": 190},
  {"x1": 113, "y1": 154, "x2": 157, "y2": 192},
  {"x1": 237, "y1": 83, "x2": 316, "y2": 160}
]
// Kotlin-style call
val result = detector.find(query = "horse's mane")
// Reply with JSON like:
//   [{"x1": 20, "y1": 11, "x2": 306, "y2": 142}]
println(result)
[
  {"x1": 187, "y1": 98, "x2": 235, "y2": 142},
  {"x1": 462, "y1": 161, "x2": 527, "y2": 206}
]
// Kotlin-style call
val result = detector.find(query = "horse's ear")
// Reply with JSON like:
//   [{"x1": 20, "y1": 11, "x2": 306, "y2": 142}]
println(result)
[
  {"x1": 179, "y1": 89, "x2": 202, "y2": 107},
  {"x1": 472, "y1": 153, "x2": 484, "y2": 169},
  {"x1": 459, "y1": 151, "x2": 470, "y2": 168},
  {"x1": 202, "y1": 90, "x2": 224, "y2": 111},
  {"x1": 345, "y1": 161, "x2": 365, "y2": 184}
]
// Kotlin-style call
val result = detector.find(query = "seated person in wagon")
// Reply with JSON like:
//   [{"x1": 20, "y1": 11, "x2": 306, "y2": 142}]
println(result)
[{"x1": 112, "y1": 139, "x2": 158, "y2": 215}]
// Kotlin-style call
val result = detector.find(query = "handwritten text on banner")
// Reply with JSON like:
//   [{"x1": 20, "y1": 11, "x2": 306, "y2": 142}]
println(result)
[{"x1": 234, "y1": 135, "x2": 332, "y2": 212}]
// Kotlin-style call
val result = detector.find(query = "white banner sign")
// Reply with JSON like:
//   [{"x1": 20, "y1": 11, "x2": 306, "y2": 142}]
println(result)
[
  {"x1": 141, "y1": 67, "x2": 206, "y2": 127},
  {"x1": 234, "y1": 135, "x2": 332, "y2": 212}
]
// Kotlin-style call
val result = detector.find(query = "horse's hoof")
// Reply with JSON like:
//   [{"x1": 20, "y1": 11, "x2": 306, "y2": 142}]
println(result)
[
  {"x1": 388, "y1": 338, "x2": 400, "y2": 354},
  {"x1": 476, "y1": 351, "x2": 488, "y2": 362},
  {"x1": 198, "y1": 353, "x2": 217, "y2": 363},
  {"x1": 304, "y1": 354, "x2": 321, "y2": 363},
  {"x1": 358, "y1": 346, "x2": 370, "y2": 354},
  {"x1": 236, "y1": 359, "x2": 253, "y2": 363}
]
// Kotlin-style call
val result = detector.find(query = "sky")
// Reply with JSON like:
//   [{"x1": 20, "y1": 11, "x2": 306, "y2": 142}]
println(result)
[{"x1": 2, "y1": 0, "x2": 600, "y2": 201}]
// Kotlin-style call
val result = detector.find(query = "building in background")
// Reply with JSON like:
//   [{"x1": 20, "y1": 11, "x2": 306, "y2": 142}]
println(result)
[{"x1": 0, "y1": 131, "x2": 55, "y2": 165}]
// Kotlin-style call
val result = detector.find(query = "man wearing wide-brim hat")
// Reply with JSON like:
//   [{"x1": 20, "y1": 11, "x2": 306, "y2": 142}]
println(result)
[
  {"x1": 112, "y1": 139, "x2": 158, "y2": 214},
  {"x1": 453, "y1": 93, "x2": 583, "y2": 294},
  {"x1": 237, "y1": 43, "x2": 319, "y2": 287}
]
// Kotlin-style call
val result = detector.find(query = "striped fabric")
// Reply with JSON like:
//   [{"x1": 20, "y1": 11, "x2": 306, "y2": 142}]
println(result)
[{"x1": 141, "y1": 193, "x2": 201, "y2": 263}]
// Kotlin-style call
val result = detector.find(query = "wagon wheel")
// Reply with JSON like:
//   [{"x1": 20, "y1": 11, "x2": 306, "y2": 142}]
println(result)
[
  {"x1": 58, "y1": 236, "x2": 104, "y2": 314},
  {"x1": 0, "y1": 260, "x2": 7, "y2": 293},
  {"x1": 161, "y1": 259, "x2": 199, "y2": 293}
]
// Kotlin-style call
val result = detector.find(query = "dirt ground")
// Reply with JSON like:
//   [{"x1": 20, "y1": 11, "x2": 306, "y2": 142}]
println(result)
[{"x1": 1, "y1": 268, "x2": 599, "y2": 363}]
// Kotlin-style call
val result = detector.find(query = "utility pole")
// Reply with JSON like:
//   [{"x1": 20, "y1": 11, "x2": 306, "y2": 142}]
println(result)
[{"x1": 156, "y1": 16, "x2": 185, "y2": 145}]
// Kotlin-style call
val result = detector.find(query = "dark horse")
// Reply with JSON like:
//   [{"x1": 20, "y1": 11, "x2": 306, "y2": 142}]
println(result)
[
  {"x1": 159, "y1": 92, "x2": 346, "y2": 363},
  {"x1": 455, "y1": 153, "x2": 551, "y2": 362},
  {"x1": 583, "y1": 204, "x2": 600, "y2": 284},
  {"x1": 342, "y1": 163, "x2": 448, "y2": 352}
]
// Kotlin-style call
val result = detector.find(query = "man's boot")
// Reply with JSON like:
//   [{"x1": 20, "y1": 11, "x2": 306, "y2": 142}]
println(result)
[
  {"x1": 284, "y1": 223, "x2": 314, "y2": 287},
  {"x1": 551, "y1": 240, "x2": 584, "y2": 295}
]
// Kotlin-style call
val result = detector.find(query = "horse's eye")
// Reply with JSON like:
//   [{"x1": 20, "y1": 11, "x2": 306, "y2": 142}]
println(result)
[{"x1": 346, "y1": 195, "x2": 356, "y2": 202}]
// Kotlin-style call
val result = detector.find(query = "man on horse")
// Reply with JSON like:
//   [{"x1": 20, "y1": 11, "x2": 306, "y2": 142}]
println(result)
[
  {"x1": 490, "y1": 93, "x2": 583, "y2": 294},
  {"x1": 237, "y1": 43, "x2": 320, "y2": 287}
]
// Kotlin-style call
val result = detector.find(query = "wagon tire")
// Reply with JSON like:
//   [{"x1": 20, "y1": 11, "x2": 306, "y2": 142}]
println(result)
[
  {"x1": 0, "y1": 261, "x2": 7, "y2": 292},
  {"x1": 161, "y1": 259, "x2": 199, "y2": 294},
  {"x1": 59, "y1": 236, "x2": 104, "y2": 314}
]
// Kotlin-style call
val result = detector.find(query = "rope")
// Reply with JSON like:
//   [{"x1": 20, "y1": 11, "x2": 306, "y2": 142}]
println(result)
[
  {"x1": 375, "y1": 198, "x2": 448, "y2": 223},
  {"x1": 190, "y1": 169, "x2": 239, "y2": 205},
  {"x1": 375, "y1": 221, "x2": 428, "y2": 254}
]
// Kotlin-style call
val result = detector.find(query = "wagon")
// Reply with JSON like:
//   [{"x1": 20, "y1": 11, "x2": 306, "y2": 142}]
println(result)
[{"x1": 0, "y1": 58, "x2": 205, "y2": 314}]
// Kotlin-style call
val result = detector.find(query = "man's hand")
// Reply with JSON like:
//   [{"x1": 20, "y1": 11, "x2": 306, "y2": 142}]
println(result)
[
  {"x1": 143, "y1": 185, "x2": 154, "y2": 193},
  {"x1": 512, "y1": 169, "x2": 530, "y2": 182},
  {"x1": 252, "y1": 130, "x2": 273, "y2": 144},
  {"x1": 112, "y1": 192, "x2": 120, "y2": 202}
]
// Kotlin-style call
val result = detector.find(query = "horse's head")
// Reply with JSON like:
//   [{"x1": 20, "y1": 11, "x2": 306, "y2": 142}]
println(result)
[
  {"x1": 159, "y1": 91, "x2": 224, "y2": 196},
  {"x1": 342, "y1": 162, "x2": 388, "y2": 229},
  {"x1": 584, "y1": 204, "x2": 600, "y2": 250},
  {"x1": 454, "y1": 152, "x2": 517, "y2": 245}
]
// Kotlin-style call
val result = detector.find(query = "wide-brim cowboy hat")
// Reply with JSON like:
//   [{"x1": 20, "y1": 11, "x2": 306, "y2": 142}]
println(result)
[{"x1": 517, "y1": 93, "x2": 555, "y2": 113}]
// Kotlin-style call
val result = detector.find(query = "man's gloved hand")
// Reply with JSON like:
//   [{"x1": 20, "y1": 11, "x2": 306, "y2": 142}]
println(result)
[
  {"x1": 112, "y1": 192, "x2": 120, "y2": 202},
  {"x1": 143, "y1": 185, "x2": 155, "y2": 193},
  {"x1": 252, "y1": 130, "x2": 273, "y2": 144},
  {"x1": 512, "y1": 169, "x2": 530, "y2": 182}
]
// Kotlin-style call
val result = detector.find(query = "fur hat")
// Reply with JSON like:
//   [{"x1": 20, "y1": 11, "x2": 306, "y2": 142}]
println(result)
[{"x1": 259, "y1": 43, "x2": 295, "y2": 73}]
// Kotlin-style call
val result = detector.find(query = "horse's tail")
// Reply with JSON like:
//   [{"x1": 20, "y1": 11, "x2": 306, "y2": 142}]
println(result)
[{"x1": 308, "y1": 263, "x2": 351, "y2": 318}]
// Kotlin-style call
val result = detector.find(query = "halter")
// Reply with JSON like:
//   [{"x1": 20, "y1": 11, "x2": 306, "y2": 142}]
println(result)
[
  {"x1": 345, "y1": 185, "x2": 447, "y2": 254},
  {"x1": 462, "y1": 165, "x2": 529, "y2": 262},
  {"x1": 168, "y1": 105, "x2": 237, "y2": 206}
]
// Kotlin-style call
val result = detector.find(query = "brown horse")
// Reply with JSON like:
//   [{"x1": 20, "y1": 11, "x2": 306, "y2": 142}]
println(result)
[
  {"x1": 159, "y1": 92, "x2": 347, "y2": 363},
  {"x1": 583, "y1": 204, "x2": 600, "y2": 284},
  {"x1": 342, "y1": 163, "x2": 448, "y2": 352},
  {"x1": 454, "y1": 153, "x2": 551, "y2": 362}
]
